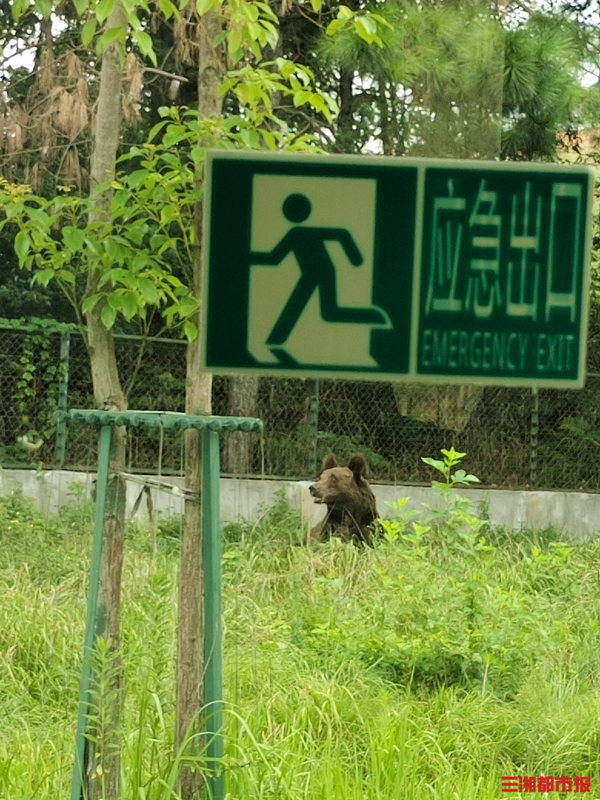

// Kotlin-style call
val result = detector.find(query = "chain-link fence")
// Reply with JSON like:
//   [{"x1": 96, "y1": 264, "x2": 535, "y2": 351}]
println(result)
[{"x1": 1, "y1": 323, "x2": 599, "y2": 490}]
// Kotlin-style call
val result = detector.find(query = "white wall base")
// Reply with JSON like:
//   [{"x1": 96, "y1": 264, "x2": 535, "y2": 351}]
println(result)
[{"x1": 1, "y1": 468, "x2": 599, "y2": 542}]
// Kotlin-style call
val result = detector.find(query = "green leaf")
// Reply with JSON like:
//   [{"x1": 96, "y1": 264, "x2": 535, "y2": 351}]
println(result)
[
  {"x1": 247, "y1": 37, "x2": 262, "y2": 62},
  {"x1": 260, "y1": 19, "x2": 278, "y2": 49},
  {"x1": 104, "y1": 237, "x2": 126, "y2": 263},
  {"x1": 157, "y1": 0, "x2": 177, "y2": 19},
  {"x1": 254, "y1": 1, "x2": 277, "y2": 22},
  {"x1": 26, "y1": 207, "x2": 52, "y2": 232},
  {"x1": 183, "y1": 319, "x2": 198, "y2": 341},
  {"x1": 275, "y1": 58, "x2": 293, "y2": 79},
  {"x1": 337, "y1": 5, "x2": 354, "y2": 20},
  {"x1": 177, "y1": 295, "x2": 198, "y2": 316},
  {"x1": 138, "y1": 278, "x2": 158, "y2": 304},
  {"x1": 85, "y1": 237, "x2": 103, "y2": 258},
  {"x1": 81, "y1": 18, "x2": 98, "y2": 48},
  {"x1": 126, "y1": 169, "x2": 151, "y2": 190},
  {"x1": 228, "y1": 27, "x2": 243, "y2": 56},
  {"x1": 196, "y1": 0, "x2": 215, "y2": 15},
  {"x1": 457, "y1": 472, "x2": 481, "y2": 484},
  {"x1": 421, "y1": 457, "x2": 446, "y2": 474},
  {"x1": 146, "y1": 119, "x2": 169, "y2": 144},
  {"x1": 412, "y1": 522, "x2": 431, "y2": 536},
  {"x1": 131, "y1": 252, "x2": 150, "y2": 271},
  {"x1": 107, "y1": 293, "x2": 123, "y2": 310},
  {"x1": 82, "y1": 294, "x2": 101, "y2": 314},
  {"x1": 244, "y1": 3, "x2": 259, "y2": 22},
  {"x1": 121, "y1": 291, "x2": 138, "y2": 321},
  {"x1": 295, "y1": 65, "x2": 313, "y2": 88},
  {"x1": 356, "y1": 14, "x2": 376, "y2": 37},
  {"x1": 293, "y1": 90, "x2": 312, "y2": 107},
  {"x1": 149, "y1": 233, "x2": 168, "y2": 251},
  {"x1": 238, "y1": 127, "x2": 260, "y2": 148},
  {"x1": 34, "y1": 0, "x2": 52, "y2": 18},
  {"x1": 308, "y1": 93, "x2": 328, "y2": 119},
  {"x1": 62, "y1": 226, "x2": 86, "y2": 251},
  {"x1": 354, "y1": 16, "x2": 383, "y2": 46},
  {"x1": 32, "y1": 269, "x2": 55, "y2": 287},
  {"x1": 60, "y1": 270, "x2": 76, "y2": 285},
  {"x1": 247, "y1": 21, "x2": 261, "y2": 42},
  {"x1": 441, "y1": 448, "x2": 466, "y2": 462},
  {"x1": 369, "y1": 12, "x2": 393, "y2": 30},
  {"x1": 127, "y1": 223, "x2": 148, "y2": 247},
  {"x1": 159, "y1": 206, "x2": 178, "y2": 225},
  {"x1": 213, "y1": 30, "x2": 227, "y2": 48},
  {"x1": 133, "y1": 30, "x2": 157, "y2": 65},
  {"x1": 10, "y1": 0, "x2": 25, "y2": 21},
  {"x1": 326, "y1": 18, "x2": 347, "y2": 36},
  {"x1": 102, "y1": 267, "x2": 129, "y2": 287},
  {"x1": 190, "y1": 146, "x2": 206, "y2": 164},
  {"x1": 260, "y1": 129, "x2": 276, "y2": 150},
  {"x1": 95, "y1": 0, "x2": 115, "y2": 24},
  {"x1": 14, "y1": 231, "x2": 31, "y2": 262},
  {"x1": 100, "y1": 304, "x2": 117, "y2": 329},
  {"x1": 96, "y1": 26, "x2": 124, "y2": 56}
]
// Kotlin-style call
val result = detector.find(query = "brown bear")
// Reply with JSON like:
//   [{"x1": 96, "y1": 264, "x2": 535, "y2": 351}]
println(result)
[{"x1": 307, "y1": 453, "x2": 379, "y2": 545}]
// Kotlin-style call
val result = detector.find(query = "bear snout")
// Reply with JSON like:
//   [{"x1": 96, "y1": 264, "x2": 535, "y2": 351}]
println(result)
[{"x1": 309, "y1": 484, "x2": 323, "y2": 502}]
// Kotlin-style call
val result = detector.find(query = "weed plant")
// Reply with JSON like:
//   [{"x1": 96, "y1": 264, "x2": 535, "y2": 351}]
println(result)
[{"x1": 2, "y1": 476, "x2": 600, "y2": 798}]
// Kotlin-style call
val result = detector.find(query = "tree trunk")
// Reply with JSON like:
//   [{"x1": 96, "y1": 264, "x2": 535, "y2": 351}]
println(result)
[
  {"x1": 223, "y1": 375, "x2": 259, "y2": 474},
  {"x1": 175, "y1": 10, "x2": 223, "y2": 799},
  {"x1": 336, "y1": 67, "x2": 354, "y2": 152},
  {"x1": 83, "y1": 5, "x2": 128, "y2": 799}
]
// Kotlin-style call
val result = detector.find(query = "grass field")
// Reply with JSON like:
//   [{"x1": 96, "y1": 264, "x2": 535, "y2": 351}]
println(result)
[{"x1": 2, "y1": 484, "x2": 600, "y2": 798}]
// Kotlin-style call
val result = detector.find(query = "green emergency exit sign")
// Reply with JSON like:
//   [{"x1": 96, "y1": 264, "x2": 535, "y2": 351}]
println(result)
[{"x1": 201, "y1": 151, "x2": 594, "y2": 388}]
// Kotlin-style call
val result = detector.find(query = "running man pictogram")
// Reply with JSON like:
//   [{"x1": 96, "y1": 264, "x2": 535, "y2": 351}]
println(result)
[{"x1": 250, "y1": 193, "x2": 390, "y2": 351}]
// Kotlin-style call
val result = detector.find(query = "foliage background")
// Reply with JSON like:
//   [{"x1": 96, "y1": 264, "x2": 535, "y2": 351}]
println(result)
[{"x1": 2, "y1": 0, "x2": 600, "y2": 491}]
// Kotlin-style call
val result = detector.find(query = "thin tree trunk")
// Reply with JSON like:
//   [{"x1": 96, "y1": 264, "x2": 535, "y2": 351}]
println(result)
[
  {"x1": 175, "y1": 10, "x2": 223, "y2": 798},
  {"x1": 378, "y1": 82, "x2": 393, "y2": 156},
  {"x1": 83, "y1": 4, "x2": 128, "y2": 799},
  {"x1": 336, "y1": 67, "x2": 354, "y2": 152},
  {"x1": 223, "y1": 375, "x2": 259, "y2": 474}
]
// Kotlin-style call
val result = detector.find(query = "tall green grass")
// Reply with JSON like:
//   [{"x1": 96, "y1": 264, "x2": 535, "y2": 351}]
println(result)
[{"x1": 2, "y1": 487, "x2": 600, "y2": 798}]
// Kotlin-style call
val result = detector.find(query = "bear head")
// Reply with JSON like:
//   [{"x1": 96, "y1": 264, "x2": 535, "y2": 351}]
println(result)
[{"x1": 309, "y1": 453, "x2": 371, "y2": 508}]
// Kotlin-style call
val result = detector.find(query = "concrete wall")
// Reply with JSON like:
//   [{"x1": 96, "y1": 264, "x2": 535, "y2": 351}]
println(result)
[{"x1": 1, "y1": 468, "x2": 599, "y2": 542}]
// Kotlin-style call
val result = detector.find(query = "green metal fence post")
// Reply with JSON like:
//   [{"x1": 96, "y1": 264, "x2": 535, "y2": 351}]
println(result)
[
  {"x1": 54, "y1": 332, "x2": 71, "y2": 467},
  {"x1": 63, "y1": 410, "x2": 262, "y2": 800},
  {"x1": 202, "y1": 425, "x2": 224, "y2": 800},
  {"x1": 70, "y1": 422, "x2": 112, "y2": 800}
]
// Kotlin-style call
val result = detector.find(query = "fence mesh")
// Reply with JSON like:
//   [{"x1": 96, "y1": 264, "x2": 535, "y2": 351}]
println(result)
[{"x1": 0, "y1": 324, "x2": 597, "y2": 490}]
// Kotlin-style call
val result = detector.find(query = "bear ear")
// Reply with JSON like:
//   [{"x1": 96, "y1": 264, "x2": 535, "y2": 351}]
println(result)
[
  {"x1": 322, "y1": 453, "x2": 338, "y2": 471},
  {"x1": 348, "y1": 453, "x2": 368, "y2": 482}
]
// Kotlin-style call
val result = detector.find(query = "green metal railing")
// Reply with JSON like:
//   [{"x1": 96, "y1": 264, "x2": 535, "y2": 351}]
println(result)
[{"x1": 65, "y1": 409, "x2": 263, "y2": 800}]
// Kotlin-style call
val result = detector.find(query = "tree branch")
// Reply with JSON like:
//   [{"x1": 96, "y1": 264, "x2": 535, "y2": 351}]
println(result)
[{"x1": 142, "y1": 66, "x2": 189, "y2": 82}]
